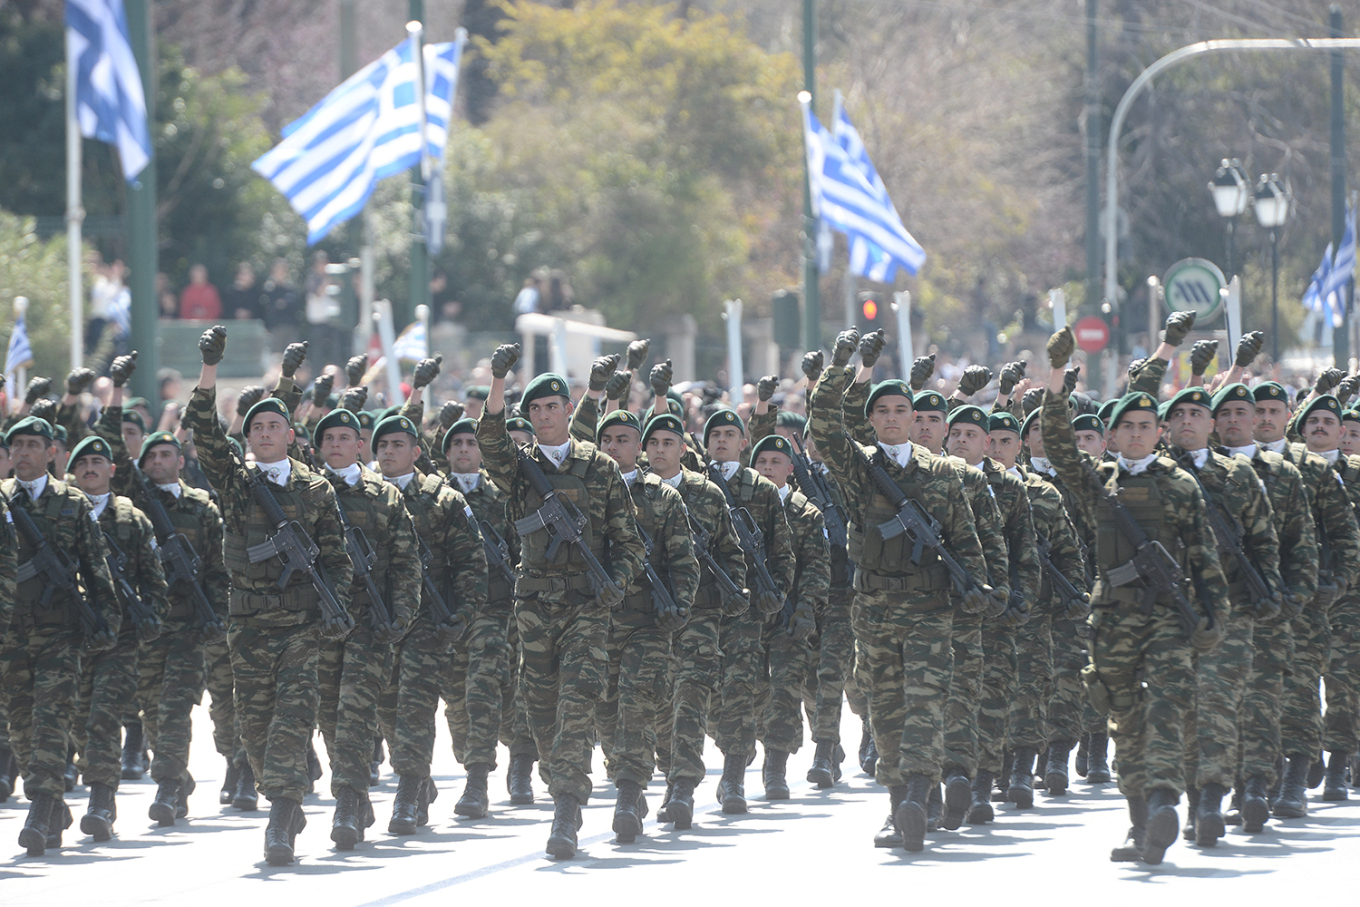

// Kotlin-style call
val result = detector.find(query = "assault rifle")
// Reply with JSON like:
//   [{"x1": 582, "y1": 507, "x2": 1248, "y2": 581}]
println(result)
[
  {"x1": 479, "y1": 519, "x2": 517, "y2": 587},
  {"x1": 416, "y1": 534, "x2": 462, "y2": 638},
  {"x1": 634, "y1": 522, "x2": 685, "y2": 628},
  {"x1": 1036, "y1": 530, "x2": 1088, "y2": 613},
  {"x1": 334, "y1": 499, "x2": 395, "y2": 637},
  {"x1": 706, "y1": 463, "x2": 781, "y2": 606},
  {"x1": 1173, "y1": 449, "x2": 1275, "y2": 610},
  {"x1": 790, "y1": 435, "x2": 847, "y2": 549},
  {"x1": 512, "y1": 445, "x2": 619, "y2": 598},
  {"x1": 11, "y1": 494, "x2": 107, "y2": 640},
  {"x1": 103, "y1": 533, "x2": 161, "y2": 635},
  {"x1": 132, "y1": 470, "x2": 225, "y2": 642},
  {"x1": 679, "y1": 502, "x2": 745, "y2": 604}
]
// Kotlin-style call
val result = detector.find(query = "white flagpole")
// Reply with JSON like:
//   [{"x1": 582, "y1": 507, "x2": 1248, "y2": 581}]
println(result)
[
  {"x1": 376, "y1": 298, "x2": 405, "y2": 405},
  {"x1": 724, "y1": 298, "x2": 744, "y2": 406},
  {"x1": 66, "y1": 27, "x2": 84, "y2": 369},
  {"x1": 407, "y1": 21, "x2": 430, "y2": 182},
  {"x1": 416, "y1": 303, "x2": 432, "y2": 411},
  {"x1": 893, "y1": 291, "x2": 913, "y2": 375}
]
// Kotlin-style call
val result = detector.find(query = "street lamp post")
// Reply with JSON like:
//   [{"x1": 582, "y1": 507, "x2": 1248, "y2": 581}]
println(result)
[
  {"x1": 1253, "y1": 173, "x2": 1291, "y2": 365},
  {"x1": 1210, "y1": 158, "x2": 1251, "y2": 278}
]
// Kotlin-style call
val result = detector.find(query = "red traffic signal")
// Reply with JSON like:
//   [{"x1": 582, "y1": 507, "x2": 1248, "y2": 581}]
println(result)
[{"x1": 857, "y1": 292, "x2": 880, "y2": 332}]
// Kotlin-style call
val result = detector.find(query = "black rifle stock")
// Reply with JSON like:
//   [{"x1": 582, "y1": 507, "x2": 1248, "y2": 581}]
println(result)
[
  {"x1": 791, "y1": 435, "x2": 847, "y2": 549},
  {"x1": 11, "y1": 494, "x2": 106, "y2": 640},
  {"x1": 478, "y1": 519, "x2": 517, "y2": 587},
  {"x1": 634, "y1": 522, "x2": 682, "y2": 618},
  {"x1": 133, "y1": 470, "x2": 226, "y2": 642},
  {"x1": 680, "y1": 503, "x2": 744, "y2": 603},
  {"x1": 416, "y1": 534, "x2": 458, "y2": 628},
  {"x1": 1036, "y1": 530, "x2": 1088, "y2": 612},
  {"x1": 334, "y1": 500, "x2": 394, "y2": 634},
  {"x1": 1174, "y1": 450, "x2": 1274, "y2": 608},
  {"x1": 102, "y1": 532, "x2": 160, "y2": 633},
  {"x1": 706, "y1": 464, "x2": 780, "y2": 602},
  {"x1": 512, "y1": 446, "x2": 619, "y2": 597}
]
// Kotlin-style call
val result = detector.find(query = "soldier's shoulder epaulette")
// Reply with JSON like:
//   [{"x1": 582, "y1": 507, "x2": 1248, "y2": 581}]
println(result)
[
  {"x1": 180, "y1": 483, "x2": 213, "y2": 507},
  {"x1": 788, "y1": 488, "x2": 815, "y2": 516},
  {"x1": 639, "y1": 470, "x2": 663, "y2": 490}
]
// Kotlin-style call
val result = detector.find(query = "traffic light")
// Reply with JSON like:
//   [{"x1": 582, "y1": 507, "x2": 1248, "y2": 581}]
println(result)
[{"x1": 857, "y1": 291, "x2": 882, "y2": 334}]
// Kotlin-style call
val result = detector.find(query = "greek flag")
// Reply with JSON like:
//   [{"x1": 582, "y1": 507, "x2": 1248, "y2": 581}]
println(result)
[
  {"x1": 803, "y1": 95, "x2": 925, "y2": 281},
  {"x1": 253, "y1": 29, "x2": 466, "y2": 245},
  {"x1": 1320, "y1": 203, "x2": 1356, "y2": 325},
  {"x1": 391, "y1": 320, "x2": 428, "y2": 361},
  {"x1": 6, "y1": 313, "x2": 35, "y2": 377},
  {"x1": 66, "y1": 0, "x2": 152, "y2": 182},
  {"x1": 1302, "y1": 243, "x2": 1332, "y2": 319},
  {"x1": 831, "y1": 94, "x2": 895, "y2": 283}
]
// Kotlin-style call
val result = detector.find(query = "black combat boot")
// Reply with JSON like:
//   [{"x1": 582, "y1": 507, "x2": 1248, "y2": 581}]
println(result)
[
  {"x1": 306, "y1": 740, "x2": 323, "y2": 794},
  {"x1": 762, "y1": 749, "x2": 790, "y2": 800},
  {"x1": 1044, "y1": 740, "x2": 1074, "y2": 795},
  {"x1": 1196, "y1": 782, "x2": 1227, "y2": 846},
  {"x1": 19, "y1": 793, "x2": 54, "y2": 856},
  {"x1": 966, "y1": 770, "x2": 994, "y2": 824},
  {"x1": 331, "y1": 786, "x2": 361, "y2": 850},
  {"x1": 993, "y1": 750, "x2": 1012, "y2": 802},
  {"x1": 507, "y1": 753, "x2": 535, "y2": 805},
  {"x1": 833, "y1": 743, "x2": 845, "y2": 782},
  {"x1": 149, "y1": 780, "x2": 179, "y2": 827},
  {"x1": 546, "y1": 794, "x2": 582, "y2": 859},
  {"x1": 417, "y1": 777, "x2": 437, "y2": 826},
  {"x1": 669, "y1": 779, "x2": 696, "y2": 830},
  {"x1": 370, "y1": 738, "x2": 383, "y2": 788},
  {"x1": 1307, "y1": 747, "x2": 1326, "y2": 789},
  {"x1": 1008, "y1": 747, "x2": 1037, "y2": 809},
  {"x1": 64, "y1": 749, "x2": 78, "y2": 792},
  {"x1": 656, "y1": 780, "x2": 676, "y2": 822},
  {"x1": 455, "y1": 763, "x2": 491, "y2": 819},
  {"x1": 120, "y1": 723, "x2": 146, "y2": 781},
  {"x1": 176, "y1": 773, "x2": 195, "y2": 819},
  {"x1": 1241, "y1": 775, "x2": 1270, "y2": 833},
  {"x1": 613, "y1": 780, "x2": 644, "y2": 843},
  {"x1": 233, "y1": 760, "x2": 259, "y2": 811},
  {"x1": 1225, "y1": 779, "x2": 1244, "y2": 826},
  {"x1": 807, "y1": 740, "x2": 835, "y2": 789},
  {"x1": 1110, "y1": 796, "x2": 1147, "y2": 862},
  {"x1": 893, "y1": 774, "x2": 932, "y2": 852},
  {"x1": 1086, "y1": 732, "x2": 1112, "y2": 783},
  {"x1": 45, "y1": 798, "x2": 72, "y2": 850},
  {"x1": 0, "y1": 747, "x2": 14, "y2": 802},
  {"x1": 717, "y1": 752, "x2": 747, "y2": 814},
  {"x1": 81, "y1": 782, "x2": 117, "y2": 842},
  {"x1": 1075, "y1": 733, "x2": 1090, "y2": 778},
  {"x1": 1142, "y1": 788, "x2": 1180, "y2": 864},
  {"x1": 221, "y1": 759, "x2": 240, "y2": 805},
  {"x1": 926, "y1": 783, "x2": 942, "y2": 831},
  {"x1": 1323, "y1": 751, "x2": 1351, "y2": 801},
  {"x1": 388, "y1": 774, "x2": 421, "y2": 835},
  {"x1": 874, "y1": 785, "x2": 906, "y2": 848},
  {"x1": 859, "y1": 720, "x2": 878, "y2": 776},
  {"x1": 1272, "y1": 753, "x2": 1311, "y2": 818},
  {"x1": 264, "y1": 798, "x2": 304, "y2": 865},
  {"x1": 943, "y1": 768, "x2": 970, "y2": 830},
  {"x1": 1182, "y1": 785, "x2": 1198, "y2": 842}
]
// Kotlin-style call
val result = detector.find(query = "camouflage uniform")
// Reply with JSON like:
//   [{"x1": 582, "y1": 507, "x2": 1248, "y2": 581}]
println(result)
[
  {"x1": 476, "y1": 409, "x2": 643, "y2": 805},
  {"x1": 182, "y1": 385, "x2": 354, "y2": 806},
  {"x1": 204, "y1": 638, "x2": 245, "y2": 771},
  {"x1": 1323, "y1": 454, "x2": 1360, "y2": 758}
]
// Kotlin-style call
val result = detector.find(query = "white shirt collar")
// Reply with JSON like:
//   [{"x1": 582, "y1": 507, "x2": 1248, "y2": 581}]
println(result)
[
  {"x1": 157, "y1": 481, "x2": 182, "y2": 499},
  {"x1": 87, "y1": 491, "x2": 112, "y2": 520},
  {"x1": 256, "y1": 459, "x2": 291, "y2": 487},
  {"x1": 1321, "y1": 448, "x2": 1342, "y2": 464},
  {"x1": 17, "y1": 474, "x2": 49, "y2": 501},
  {"x1": 1185, "y1": 448, "x2": 1211, "y2": 470},
  {"x1": 877, "y1": 441, "x2": 913, "y2": 467},
  {"x1": 452, "y1": 472, "x2": 481, "y2": 494},
  {"x1": 713, "y1": 460, "x2": 741, "y2": 482},
  {"x1": 776, "y1": 483, "x2": 791, "y2": 503},
  {"x1": 537, "y1": 441, "x2": 571, "y2": 467},
  {"x1": 1227, "y1": 443, "x2": 1258, "y2": 459},
  {"x1": 1029, "y1": 456, "x2": 1055, "y2": 477},
  {"x1": 1117, "y1": 453, "x2": 1159, "y2": 476},
  {"x1": 1261, "y1": 438, "x2": 1288, "y2": 454},
  {"x1": 326, "y1": 462, "x2": 362, "y2": 486},
  {"x1": 1007, "y1": 466, "x2": 1023, "y2": 480},
  {"x1": 389, "y1": 472, "x2": 416, "y2": 491},
  {"x1": 660, "y1": 471, "x2": 683, "y2": 488},
  {"x1": 621, "y1": 469, "x2": 639, "y2": 487}
]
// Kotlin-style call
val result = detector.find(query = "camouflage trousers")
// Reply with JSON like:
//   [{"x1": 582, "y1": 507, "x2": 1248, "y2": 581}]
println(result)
[
  {"x1": 1008, "y1": 614, "x2": 1053, "y2": 749},
  {"x1": 500, "y1": 613, "x2": 535, "y2": 758},
  {"x1": 229, "y1": 618, "x2": 320, "y2": 805},
  {"x1": 853, "y1": 589, "x2": 955, "y2": 786},
  {"x1": 597, "y1": 611, "x2": 671, "y2": 786},
  {"x1": 668, "y1": 606, "x2": 724, "y2": 785},
  {"x1": 1239, "y1": 620, "x2": 1294, "y2": 784},
  {"x1": 846, "y1": 640, "x2": 869, "y2": 719},
  {"x1": 1183, "y1": 614, "x2": 1254, "y2": 789},
  {"x1": 713, "y1": 607, "x2": 765, "y2": 759},
  {"x1": 515, "y1": 588, "x2": 610, "y2": 804},
  {"x1": 654, "y1": 653, "x2": 678, "y2": 776},
  {"x1": 1087, "y1": 603, "x2": 1196, "y2": 798},
  {"x1": 1050, "y1": 616, "x2": 1103, "y2": 742},
  {"x1": 758, "y1": 617, "x2": 814, "y2": 755},
  {"x1": 1323, "y1": 595, "x2": 1360, "y2": 754},
  {"x1": 978, "y1": 625, "x2": 1018, "y2": 775},
  {"x1": 205, "y1": 636, "x2": 245, "y2": 767},
  {"x1": 0, "y1": 623, "x2": 82, "y2": 799},
  {"x1": 137, "y1": 620, "x2": 207, "y2": 786},
  {"x1": 318, "y1": 619, "x2": 393, "y2": 796},
  {"x1": 943, "y1": 607, "x2": 984, "y2": 776},
  {"x1": 377, "y1": 609, "x2": 452, "y2": 780},
  {"x1": 73, "y1": 631, "x2": 140, "y2": 789},
  {"x1": 443, "y1": 600, "x2": 512, "y2": 768},
  {"x1": 1280, "y1": 597, "x2": 1332, "y2": 757},
  {"x1": 0, "y1": 697, "x2": 9, "y2": 752},
  {"x1": 809, "y1": 588, "x2": 853, "y2": 744}
]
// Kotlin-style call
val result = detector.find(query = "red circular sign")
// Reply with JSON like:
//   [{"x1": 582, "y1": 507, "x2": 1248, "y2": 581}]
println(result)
[{"x1": 1074, "y1": 315, "x2": 1110, "y2": 353}]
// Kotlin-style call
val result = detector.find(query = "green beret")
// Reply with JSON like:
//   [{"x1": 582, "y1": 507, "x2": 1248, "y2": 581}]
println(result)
[
  {"x1": 315, "y1": 408, "x2": 363, "y2": 442},
  {"x1": 5, "y1": 416, "x2": 53, "y2": 444},
  {"x1": 912, "y1": 391, "x2": 948, "y2": 414},
  {"x1": 69, "y1": 435, "x2": 113, "y2": 464},
  {"x1": 1165, "y1": 386, "x2": 1214, "y2": 416},
  {"x1": 125, "y1": 396, "x2": 149, "y2": 411},
  {"x1": 946, "y1": 404, "x2": 988, "y2": 428},
  {"x1": 441, "y1": 418, "x2": 479, "y2": 452},
  {"x1": 372, "y1": 414, "x2": 420, "y2": 445},
  {"x1": 863, "y1": 380, "x2": 913, "y2": 417},
  {"x1": 357, "y1": 411, "x2": 375, "y2": 430},
  {"x1": 703, "y1": 408, "x2": 745, "y2": 442},
  {"x1": 1252, "y1": 381, "x2": 1289, "y2": 406},
  {"x1": 1344, "y1": 409, "x2": 1360, "y2": 425},
  {"x1": 776, "y1": 411, "x2": 808, "y2": 434},
  {"x1": 1299, "y1": 394, "x2": 1343, "y2": 426},
  {"x1": 1071, "y1": 414, "x2": 1105, "y2": 435},
  {"x1": 1211, "y1": 383, "x2": 1254, "y2": 414},
  {"x1": 642, "y1": 414, "x2": 685, "y2": 447},
  {"x1": 506, "y1": 416, "x2": 535, "y2": 437},
  {"x1": 465, "y1": 385, "x2": 491, "y2": 401},
  {"x1": 597, "y1": 409, "x2": 642, "y2": 441},
  {"x1": 1097, "y1": 399, "x2": 1118, "y2": 426},
  {"x1": 122, "y1": 410, "x2": 147, "y2": 434},
  {"x1": 244, "y1": 397, "x2": 291, "y2": 432},
  {"x1": 644, "y1": 398, "x2": 684, "y2": 424},
  {"x1": 751, "y1": 434, "x2": 793, "y2": 461},
  {"x1": 989, "y1": 412, "x2": 1020, "y2": 435},
  {"x1": 1107, "y1": 392, "x2": 1160, "y2": 430},
  {"x1": 51, "y1": 424, "x2": 68, "y2": 445},
  {"x1": 522, "y1": 373, "x2": 571, "y2": 408},
  {"x1": 1157, "y1": 401, "x2": 1171, "y2": 422},
  {"x1": 139, "y1": 430, "x2": 182, "y2": 463},
  {"x1": 379, "y1": 405, "x2": 402, "y2": 422},
  {"x1": 1020, "y1": 408, "x2": 1041, "y2": 440}
]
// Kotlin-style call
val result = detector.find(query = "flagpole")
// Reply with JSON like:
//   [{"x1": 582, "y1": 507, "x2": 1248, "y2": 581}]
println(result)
[
  {"x1": 66, "y1": 27, "x2": 84, "y2": 370},
  {"x1": 404, "y1": 9, "x2": 429, "y2": 328}
]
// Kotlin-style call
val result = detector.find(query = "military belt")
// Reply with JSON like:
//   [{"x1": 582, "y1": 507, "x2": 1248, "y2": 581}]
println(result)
[
  {"x1": 229, "y1": 584, "x2": 320, "y2": 616},
  {"x1": 692, "y1": 581, "x2": 723, "y2": 609},
  {"x1": 852, "y1": 567, "x2": 948, "y2": 594},
  {"x1": 514, "y1": 572, "x2": 593, "y2": 595},
  {"x1": 621, "y1": 590, "x2": 653, "y2": 612}
]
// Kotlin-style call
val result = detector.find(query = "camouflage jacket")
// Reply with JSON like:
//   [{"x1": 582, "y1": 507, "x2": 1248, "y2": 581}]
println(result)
[
  {"x1": 329, "y1": 466, "x2": 423, "y2": 631},
  {"x1": 978, "y1": 456, "x2": 1042, "y2": 608},
  {"x1": 620, "y1": 470, "x2": 700, "y2": 627},
  {"x1": 1275, "y1": 440, "x2": 1360, "y2": 591},
  {"x1": 451, "y1": 471, "x2": 519, "y2": 606},
  {"x1": 97, "y1": 494, "x2": 170, "y2": 638},
  {"x1": 709, "y1": 463, "x2": 797, "y2": 603},
  {"x1": 1021, "y1": 468, "x2": 1089, "y2": 612},
  {"x1": 398, "y1": 396, "x2": 448, "y2": 476},
  {"x1": 780, "y1": 486, "x2": 831, "y2": 621},
  {"x1": 1235, "y1": 445, "x2": 1318, "y2": 606},
  {"x1": 1128, "y1": 355, "x2": 1168, "y2": 398},
  {"x1": 1027, "y1": 458, "x2": 1095, "y2": 584},
  {"x1": 672, "y1": 467, "x2": 747, "y2": 608},
  {"x1": 0, "y1": 497, "x2": 15, "y2": 635},
  {"x1": 392, "y1": 469, "x2": 487, "y2": 625}
]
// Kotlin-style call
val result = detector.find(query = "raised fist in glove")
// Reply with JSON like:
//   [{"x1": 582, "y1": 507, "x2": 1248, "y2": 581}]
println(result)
[
  {"x1": 998, "y1": 360, "x2": 1027, "y2": 395},
  {"x1": 1236, "y1": 331, "x2": 1265, "y2": 368},
  {"x1": 345, "y1": 355, "x2": 368, "y2": 387},
  {"x1": 110, "y1": 352, "x2": 138, "y2": 388},
  {"x1": 1164, "y1": 311, "x2": 1196, "y2": 347},
  {"x1": 910, "y1": 354, "x2": 936, "y2": 391},
  {"x1": 66, "y1": 368, "x2": 96, "y2": 397},
  {"x1": 280, "y1": 341, "x2": 307, "y2": 377},
  {"x1": 135, "y1": 614, "x2": 163, "y2": 645},
  {"x1": 30, "y1": 398, "x2": 55, "y2": 423},
  {"x1": 757, "y1": 375, "x2": 778, "y2": 402},
  {"x1": 341, "y1": 386, "x2": 368, "y2": 412},
  {"x1": 832, "y1": 330, "x2": 860, "y2": 368},
  {"x1": 788, "y1": 601, "x2": 816, "y2": 641},
  {"x1": 1338, "y1": 375, "x2": 1360, "y2": 404},
  {"x1": 720, "y1": 588, "x2": 750, "y2": 618},
  {"x1": 439, "y1": 400, "x2": 464, "y2": 428},
  {"x1": 859, "y1": 329, "x2": 886, "y2": 368},
  {"x1": 957, "y1": 365, "x2": 993, "y2": 397},
  {"x1": 1063, "y1": 366, "x2": 1081, "y2": 396},
  {"x1": 627, "y1": 339, "x2": 650, "y2": 371},
  {"x1": 236, "y1": 385, "x2": 266, "y2": 417},
  {"x1": 650, "y1": 359, "x2": 673, "y2": 397},
  {"x1": 491, "y1": 343, "x2": 520, "y2": 379},
  {"x1": 312, "y1": 373, "x2": 334, "y2": 407},
  {"x1": 199, "y1": 325, "x2": 228, "y2": 365},
  {"x1": 1191, "y1": 615, "x2": 1223, "y2": 653},
  {"x1": 588, "y1": 354, "x2": 619, "y2": 392},
  {"x1": 802, "y1": 350, "x2": 824, "y2": 381},
  {"x1": 23, "y1": 376, "x2": 50, "y2": 405},
  {"x1": 435, "y1": 616, "x2": 467, "y2": 649},
  {"x1": 605, "y1": 370, "x2": 631, "y2": 401},
  {"x1": 1022, "y1": 388, "x2": 1044, "y2": 416},
  {"x1": 1046, "y1": 327, "x2": 1074, "y2": 369},
  {"x1": 598, "y1": 580, "x2": 626, "y2": 610},
  {"x1": 412, "y1": 354, "x2": 442, "y2": 390},
  {"x1": 1190, "y1": 339, "x2": 1218, "y2": 376},
  {"x1": 754, "y1": 589, "x2": 784, "y2": 617},
  {"x1": 1315, "y1": 367, "x2": 1345, "y2": 396}
]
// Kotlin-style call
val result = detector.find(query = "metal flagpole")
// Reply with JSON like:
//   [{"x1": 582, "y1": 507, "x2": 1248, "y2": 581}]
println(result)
[{"x1": 66, "y1": 27, "x2": 84, "y2": 369}]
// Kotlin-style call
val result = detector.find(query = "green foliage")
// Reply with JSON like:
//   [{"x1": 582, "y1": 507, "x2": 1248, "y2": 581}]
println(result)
[{"x1": 0, "y1": 209, "x2": 79, "y2": 378}]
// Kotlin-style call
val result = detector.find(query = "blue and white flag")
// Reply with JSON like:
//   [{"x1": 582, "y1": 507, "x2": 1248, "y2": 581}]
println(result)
[
  {"x1": 1302, "y1": 244, "x2": 1331, "y2": 316},
  {"x1": 803, "y1": 96, "x2": 925, "y2": 282},
  {"x1": 391, "y1": 319, "x2": 428, "y2": 362},
  {"x1": 831, "y1": 93, "x2": 895, "y2": 283},
  {"x1": 66, "y1": 0, "x2": 152, "y2": 182},
  {"x1": 6, "y1": 313, "x2": 35, "y2": 377},
  {"x1": 253, "y1": 29, "x2": 467, "y2": 245},
  {"x1": 1320, "y1": 203, "x2": 1356, "y2": 326}
]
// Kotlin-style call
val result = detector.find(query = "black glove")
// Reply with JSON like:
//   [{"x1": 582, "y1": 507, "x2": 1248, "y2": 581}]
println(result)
[
  {"x1": 30, "y1": 398, "x2": 55, "y2": 423},
  {"x1": 909, "y1": 353, "x2": 936, "y2": 392},
  {"x1": 280, "y1": 341, "x2": 307, "y2": 377},
  {"x1": 650, "y1": 359, "x2": 673, "y2": 398},
  {"x1": 341, "y1": 386, "x2": 368, "y2": 413},
  {"x1": 110, "y1": 352, "x2": 138, "y2": 388},
  {"x1": 439, "y1": 400, "x2": 464, "y2": 429},
  {"x1": 859, "y1": 330, "x2": 886, "y2": 368},
  {"x1": 605, "y1": 370, "x2": 632, "y2": 402},
  {"x1": 802, "y1": 350, "x2": 824, "y2": 381},
  {"x1": 491, "y1": 343, "x2": 520, "y2": 379},
  {"x1": 135, "y1": 614, "x2": 163, "y2": 645},
  {"x1": 1252, "y1": 591, "x2": 1283, "y2": 623},
  {"x1": 1022, "y1": 387, "x2": 1044, "y2": 416},
  {"x1": 754, "y1": 590, "x2": 783, "y2": 616},
  {"x1": 627, "y1": 339, "x2": 650, "y2": 371},
  {"x1": 996, "y1": 592, "x2": 1030, "y2": 628},
  {"x1": 199, "y1": 325, "x2": 228, "y2": 365},
  {"x1": 1190, "y1": 340, "x2": 1218, "y2": 376},
  {"x1": 1315, "y1": 367, "x2": 1345, "y2": 396},
  {"x1": 655, "y1": 602, "x2": 689, "y2": 633},
  {"x1": 236, "y1": 386, "x2": 267, "y2": 417},
  {"x1": 24, "y1": 376, "x2": 50, "y2": 405},
  {"x1": 412, "y1": 354, "x2": 442, "y2": 390},
  {"x1": 87, "y1": 627, "x2": 118, "y2": 654},
  {"x1": 1064, "y1": 592, "x2": 1092, "y2": 622},
  {"x1": 1164, "y1": 311, "x2": 1196, "y2": 347},
  {"x1": 1063, "y1": 367, "x2": 1081, "y2": 396},
  {"x1": 598, "y1": 581, "x2": 626, "y2": 610},
  {"x1": 1338, "y1": 375, "x2": 1360, "y2": 405},
  {"x1": 66, "y1": 368, "x2": 96, "y2": 396},
  {"x1": 832, "y1": 330, "x2": 860, "y2": 368},
  {"x1": 757, "y1": 375, "x2": 777, "y2": 402},
  {"x1": 374, "y1": 618, "x2": 406, "y2": 647},
  {"x1": 1279, "y1": 592, "x2": 1306, "y2": 621},
  {"x1": 1047, "y1": 327, "x2": 1074, "y2": 368},
  {"x1": 720, "y1": 588, "x2": 750, "y2": 618},
  {"x1": 312, "y1": 374, "x2": 334, "y2": 408},
  {"x1": 1191, "y1": 615, "x2": 1223, "y2": 653},
  {"x1": 589, "y1": 354, "x2": 620, "y2": 392},
  {"x1": 788, "y1": 602, "x2": 816, "y2": 641},
  {"x1": 957, "y1": 365, "x2": 993, "y2": 397},
  {"x1": 998, "y1": 360, "x2": 1026, "y2": 396},
  {"x1": 345, "y1": 355, "x2": 368, "y2": 387},
  {"x1": 1235, "y1": 331, "x2": 1265, "y2": 368},
  {"x1": 435, "y1": 616, "x2": 467, "y2": 649}
]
